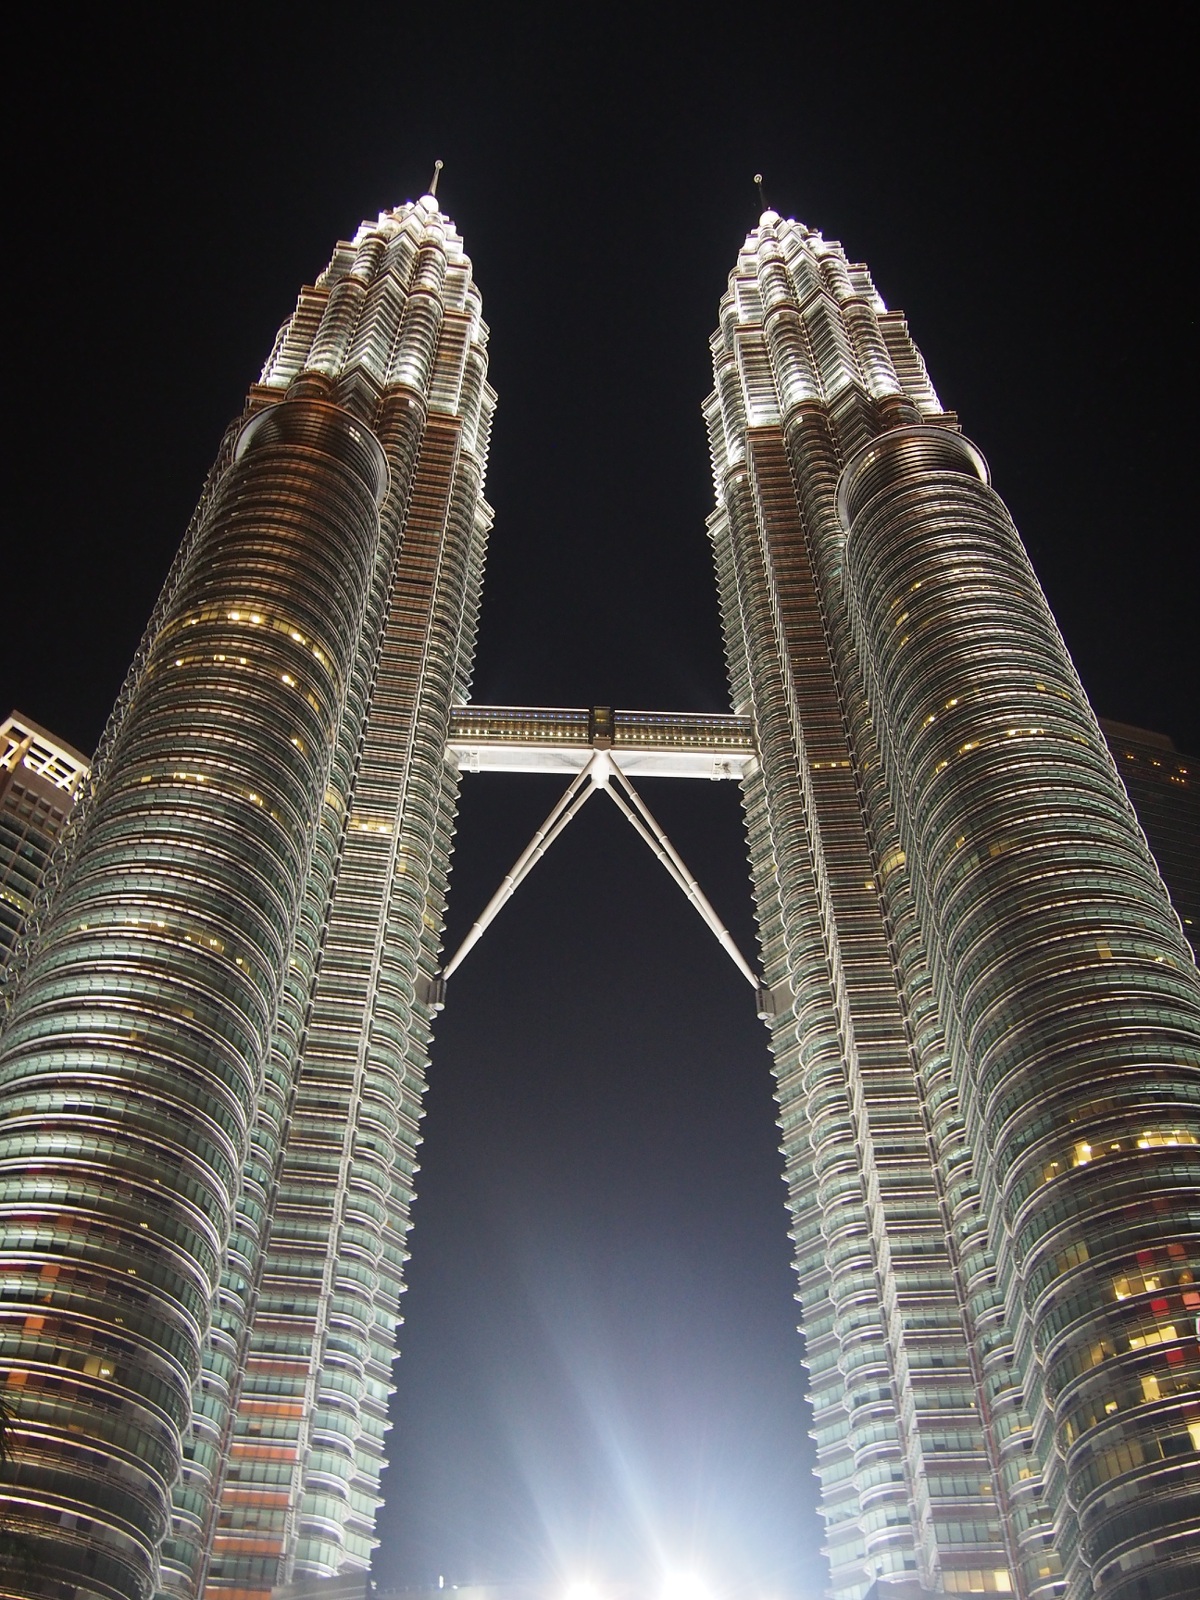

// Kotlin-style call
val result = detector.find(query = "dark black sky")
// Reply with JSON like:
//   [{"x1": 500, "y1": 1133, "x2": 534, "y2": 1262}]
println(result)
[{"x1": 5, "y1": 7, "x2": 1196, "y2": 1596}]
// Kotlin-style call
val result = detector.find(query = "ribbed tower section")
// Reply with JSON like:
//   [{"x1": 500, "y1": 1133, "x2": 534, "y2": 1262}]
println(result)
[
  {"x1": 0, "y1": 194, "x2": 493, "y2": 1600},
  {"x1": 707, "y1": 211, "x2": 1200, "y2": 1600},
  {"x1": 838, "y1": 430, "x2": 1200, "y2": 1600}
]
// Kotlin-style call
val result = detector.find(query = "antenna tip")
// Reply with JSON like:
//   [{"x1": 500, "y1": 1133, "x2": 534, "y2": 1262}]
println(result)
[{"x1": 754, "y1": 173, "x2": 763, "y2": 185}]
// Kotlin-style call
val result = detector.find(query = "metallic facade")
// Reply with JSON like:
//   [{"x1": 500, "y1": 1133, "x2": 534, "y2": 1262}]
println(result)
[
  {"x1": 1099, "y1": 723, "x2": 1198, "y2": 960},
  {"x1": 1, "y1": 190, "x2": 1198, "y2": 1600},
  {"x1": 0, "y1": 194, "x2": 493, "y2": 1600},
  {"x1": 0, "y1": 714, "x2": 90, "y2": 965},
  {"x1": 706, "y1": 212, "x2": 1200, "y2": 1600}
]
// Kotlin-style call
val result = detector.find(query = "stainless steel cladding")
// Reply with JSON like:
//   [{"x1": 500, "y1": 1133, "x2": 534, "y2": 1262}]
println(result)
[
  {"x1": 707, "y1": 211, "x2": 1200, "y2": 1600},
  {"x1": 0, "y1": 194, "x2": 494, "y2": 1600}
]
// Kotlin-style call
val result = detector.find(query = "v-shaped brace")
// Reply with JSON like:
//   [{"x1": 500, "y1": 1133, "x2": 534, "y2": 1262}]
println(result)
[{"x1": 438, "y1": 750, "x2": 760, "y2": 992}]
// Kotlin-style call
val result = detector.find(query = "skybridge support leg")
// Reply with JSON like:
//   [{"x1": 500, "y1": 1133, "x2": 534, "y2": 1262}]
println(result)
[
  {"x1": 439, "y1": 755, "x2": 601, "y2": 983},
  {"x1": 601, "y1": 762, "x2": 761, "y2": 991}
]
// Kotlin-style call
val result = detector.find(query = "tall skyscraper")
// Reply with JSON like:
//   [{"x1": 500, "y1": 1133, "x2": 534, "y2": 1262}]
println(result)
[
  {"x1": 0, "y1": 188, "x2": 494, "y2": 1600},
  {"x1": 705, "y1": 212, "x2": 1200, "y2": 1600},
  {"x1": 1, "y1": 190, "x2": 1198, "y2": 1600},
  {"x1": 1099, "y1": 722, "x2": 1197, "y2": 959},
  {"x1": 0, "y1": 714, "x2": 89, "y2": 964}
]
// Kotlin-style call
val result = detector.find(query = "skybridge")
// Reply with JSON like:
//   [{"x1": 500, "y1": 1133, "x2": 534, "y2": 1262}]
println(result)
[{"x1": 446, "y1": 703, "x2": 756, "y2": 781}]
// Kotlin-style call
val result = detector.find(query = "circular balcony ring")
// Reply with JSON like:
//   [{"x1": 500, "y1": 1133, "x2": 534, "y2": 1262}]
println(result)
[
  {"x1": 836, "y1": 424, "x2": 990, "y2": 531},
  {"x1": 234, "y1": 398, "x2": 390, "y2": 509}
]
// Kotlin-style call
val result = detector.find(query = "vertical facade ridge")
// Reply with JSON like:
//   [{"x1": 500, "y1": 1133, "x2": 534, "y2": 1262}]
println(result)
[{"x1": 185, "y1": 199, "x2": 496, "y2": 1599}]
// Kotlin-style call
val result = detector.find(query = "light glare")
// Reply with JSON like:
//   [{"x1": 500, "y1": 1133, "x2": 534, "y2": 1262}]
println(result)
[
  {"x1": 564, "y1": 1581, "x2": 602, "y2": 1600},
  {"x1": 660, "y1": 1573, "x2": 712, "y2": 1600}
]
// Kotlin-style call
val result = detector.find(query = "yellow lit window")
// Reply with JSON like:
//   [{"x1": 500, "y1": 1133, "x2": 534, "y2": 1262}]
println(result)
[
  {"x1": 879, "y1": 847, "x2": 906, "y2": 879},
  {"x1": 1128, "y1": 1325, "x2": 1178, "y2": 1351}
]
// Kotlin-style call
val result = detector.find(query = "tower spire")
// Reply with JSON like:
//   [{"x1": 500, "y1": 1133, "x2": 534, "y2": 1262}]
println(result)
[
  {"x1": 428, "y1": 158, "x2": 443, "y2": 197},
  {"x1": 754, "y1": 172, "x2": 767, "y2": 213}
]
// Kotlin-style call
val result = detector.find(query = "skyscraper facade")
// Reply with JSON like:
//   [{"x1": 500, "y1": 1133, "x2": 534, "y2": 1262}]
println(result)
[
  {"x1": 0, "y1": 192, "x2": 493, "y2": 1600},
  {"x1": 706, "y1": 212, "x2": 1200, "y2": 1600},
  {"x1": 1, "y1": 191, "x2": 1198, "y2": 1600},
  {"x1": 0, "y1": 714, "x2": 90, "y2": 964},
  {"x1": 1099, "y1": 722, "x2": 1197, "y2": 959}
]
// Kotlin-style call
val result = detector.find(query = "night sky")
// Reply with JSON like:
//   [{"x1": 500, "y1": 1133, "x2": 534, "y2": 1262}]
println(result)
[{"x1": 5, "y1": 9, "x2": 1195, "y2": 1598}]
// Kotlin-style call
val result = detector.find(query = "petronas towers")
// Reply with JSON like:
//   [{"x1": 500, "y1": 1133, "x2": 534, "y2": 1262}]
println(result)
[
  {"x1": 1, "y1": 185, "x2": 1197, "y2": 1600},
  {"x1": 0, "y1": 194, "x2": 493, "y2": 1600},
  {"x1": 708, "y1": 215, "x2": 1198, "y2": 1600}
]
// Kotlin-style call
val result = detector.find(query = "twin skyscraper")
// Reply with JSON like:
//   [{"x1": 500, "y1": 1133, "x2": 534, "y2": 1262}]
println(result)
[{"x1": 1, "y1": 185, "x2": 1196, "y2": 1600}]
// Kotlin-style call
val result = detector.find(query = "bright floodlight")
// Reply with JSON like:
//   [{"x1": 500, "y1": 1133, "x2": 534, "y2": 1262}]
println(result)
[
  {"x1": 660, "y1": 1572, "x2": 712, "y2": 1600},
  {"x1": 563, "y1": 1581, "x2": 602, "y2": 1600}
]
